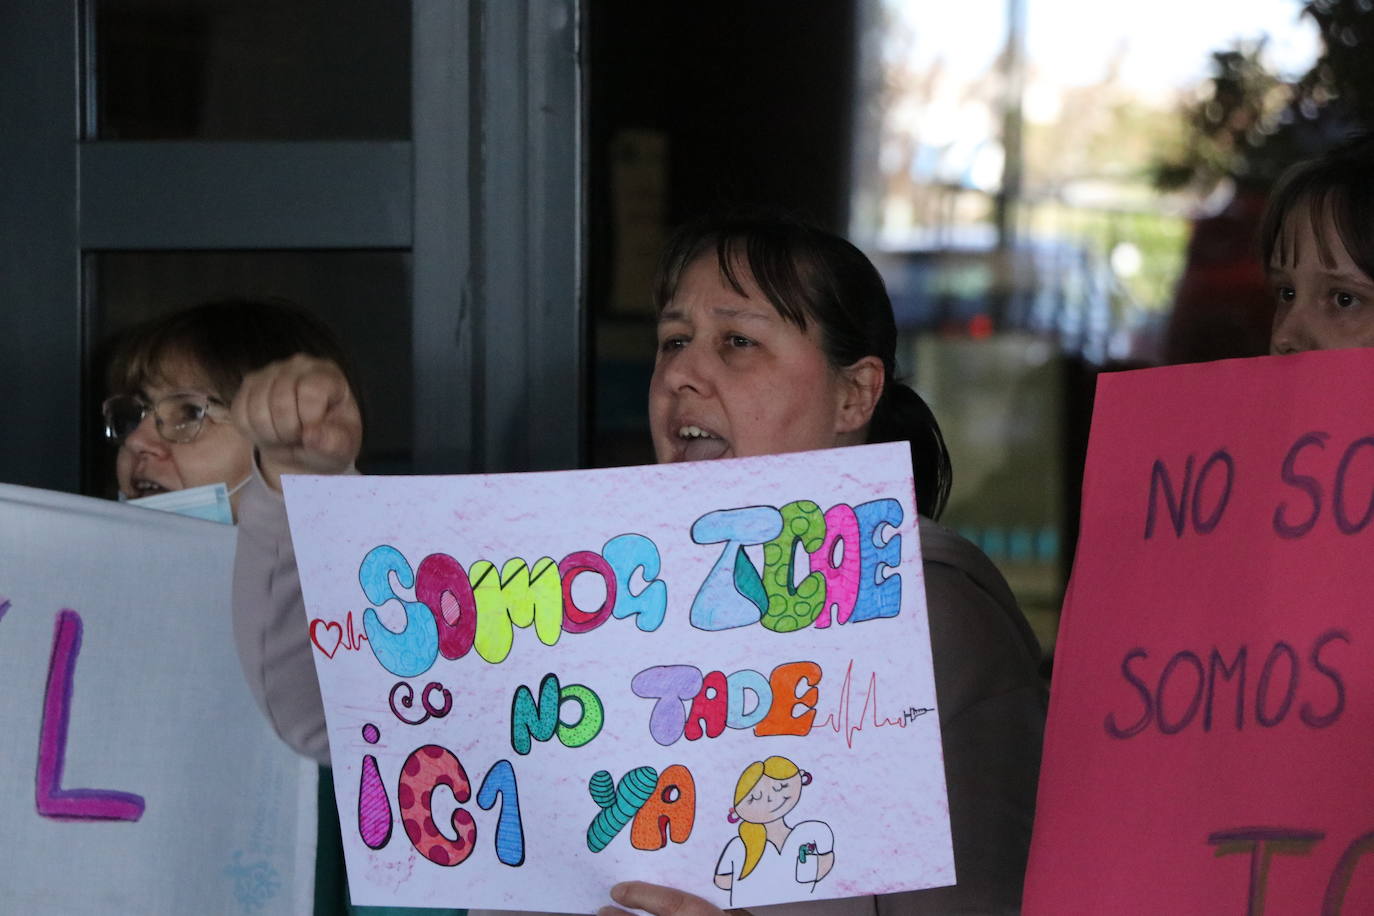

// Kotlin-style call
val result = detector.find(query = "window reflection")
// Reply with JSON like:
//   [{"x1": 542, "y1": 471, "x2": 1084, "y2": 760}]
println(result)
[{"x1": 851, "y1": 0, "x2": 1324, "y2": 651}]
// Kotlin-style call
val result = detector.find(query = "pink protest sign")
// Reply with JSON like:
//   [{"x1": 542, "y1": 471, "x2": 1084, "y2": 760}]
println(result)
[{"x1": 1025, "y1": 350, "x2": 1374, "y2": 914}]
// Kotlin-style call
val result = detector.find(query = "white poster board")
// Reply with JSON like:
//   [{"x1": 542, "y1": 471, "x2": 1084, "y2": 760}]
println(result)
[
  {"x1": 0, "y1": 484, "x2": 317, "y2": 915},
  {"x1": 286, "y1": 443, "x2": 953, "y2": 911}
]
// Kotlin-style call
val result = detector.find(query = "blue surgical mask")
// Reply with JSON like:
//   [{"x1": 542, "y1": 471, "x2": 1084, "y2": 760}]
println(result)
[{"x1": 118, "y1": 478, "x2": 242, "y2": 525}]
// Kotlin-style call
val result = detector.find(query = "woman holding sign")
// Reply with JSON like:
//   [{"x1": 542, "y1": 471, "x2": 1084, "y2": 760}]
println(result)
[
  {"x1": 105, "y1": 301, "x2": 454, "y2": 916},
  {"x1": 100, "y1": 298, "x2": 396, "y2": 915},
  {"x1": 615, "y1": 216, "x2": 1045, "y2": 916},
  {"x1": 231, "y1": 216, "x2": 1046, "y2": 915}
]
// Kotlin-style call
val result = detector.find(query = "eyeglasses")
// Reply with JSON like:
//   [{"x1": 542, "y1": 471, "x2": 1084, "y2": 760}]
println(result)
[{"x1": 101, "y1": 392, "x2": 229, "y2": 444}]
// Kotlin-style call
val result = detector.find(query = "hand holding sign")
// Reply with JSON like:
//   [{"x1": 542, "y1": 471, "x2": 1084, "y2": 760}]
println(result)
[
  {"x1": 232, "y1": 354, "x2": 362, "y2": 490},
  {"x1": 600, "y1": 880, "x2": 726, "y2": 916}
]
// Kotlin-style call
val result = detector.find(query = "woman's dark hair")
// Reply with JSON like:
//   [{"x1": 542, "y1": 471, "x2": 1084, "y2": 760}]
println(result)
[
  {"x1": 653, "y1": 215, "x2": 952, "y2": 519},
  {"x1": 1261, "y1": 133, "x2": 1374, "y2": 278},
  {"x1": 107, "y1": 297, "x2": 362, "y2": 416}
]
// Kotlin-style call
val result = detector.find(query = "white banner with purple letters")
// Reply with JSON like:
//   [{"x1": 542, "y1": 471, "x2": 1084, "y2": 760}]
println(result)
[{"x1": 0, "y1": 483, "x2": 316, "y2": 914}]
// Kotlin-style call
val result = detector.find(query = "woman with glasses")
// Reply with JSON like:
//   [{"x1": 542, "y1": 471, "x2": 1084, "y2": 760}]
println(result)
[
  {"x1": 102, "y1": 297, "x2": 394, "y2": 916},
  {"x1": 103, "y1": 298, "x2": 356, "y2": 521}
]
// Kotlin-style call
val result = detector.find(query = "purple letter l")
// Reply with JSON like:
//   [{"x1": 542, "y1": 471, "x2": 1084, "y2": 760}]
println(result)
[{"x1": 35, "y1": 609, "x2": 145, "y2": 821}]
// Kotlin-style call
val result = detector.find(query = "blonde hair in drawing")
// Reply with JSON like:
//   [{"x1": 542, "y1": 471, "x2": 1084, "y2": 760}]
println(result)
[{"x1": 732, "y1": 755, "x2": 801, "y2": 879}]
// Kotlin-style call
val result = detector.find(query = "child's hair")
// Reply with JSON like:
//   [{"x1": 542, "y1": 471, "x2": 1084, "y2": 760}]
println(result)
[
  {"x1": 107, "y1": 298, "x2": 359, "y2": 407},
  {"x1": 1260, "y1": 133, "x2": 1374, "y2": 278},
  {"x1": 653, "y1": 214, "x2": 952, "y2": 520},
  {"x1": 732, "y1": 755, "x2": 801, "y2": 879}
]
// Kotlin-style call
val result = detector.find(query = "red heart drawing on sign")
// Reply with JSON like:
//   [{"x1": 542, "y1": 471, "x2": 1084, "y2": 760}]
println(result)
[{"x1": 310, "y1": 619, "x2": 343, "y2": 658}]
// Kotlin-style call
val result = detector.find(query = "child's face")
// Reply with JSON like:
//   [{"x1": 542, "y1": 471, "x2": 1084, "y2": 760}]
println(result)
[{"x1": 1269, "y1": 197, "x2": 1374, "y2": 354}]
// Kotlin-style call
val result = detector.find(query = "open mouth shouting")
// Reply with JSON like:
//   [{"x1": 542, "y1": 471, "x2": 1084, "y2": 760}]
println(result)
[
  {"x1": 677, "y1": 424, "x2": 730, "y2": 462},
  {"x1": 128, "y1": 477, "x2": 172, "y2": 497}
]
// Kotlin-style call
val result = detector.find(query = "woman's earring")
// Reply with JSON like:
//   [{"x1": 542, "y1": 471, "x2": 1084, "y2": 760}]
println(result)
[
  {"x1": 800, "y1": 771, "x2": 813, "y2": 786},
  {"x1": 727, "y1": 808, "x2": 740, "y2": 823}
]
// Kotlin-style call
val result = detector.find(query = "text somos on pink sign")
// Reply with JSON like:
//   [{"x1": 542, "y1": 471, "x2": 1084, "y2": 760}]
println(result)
[{"x1": 1026, "y1": 350, "x2": 1374, "y2": 914}]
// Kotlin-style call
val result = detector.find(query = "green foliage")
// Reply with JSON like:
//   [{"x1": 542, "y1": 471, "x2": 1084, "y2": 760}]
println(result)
[
  {"x1": 1304, "y1": 0, "x2": 1374, "y2": 127},
  {"x1": 1028, "y1": 203, "x2": 1189, "y2": 312},
  {"x1": 1155, "y1": 2, "x2": 1374, "y2": 193},
  {"x1": 1152, "y1": 41, "x2": 1297, "y2": 192}
]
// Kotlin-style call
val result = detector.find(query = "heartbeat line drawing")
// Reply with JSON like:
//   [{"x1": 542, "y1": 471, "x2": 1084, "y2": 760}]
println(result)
[{"x1": 816, "y1": 659, "x2": 934, "y2": 749}]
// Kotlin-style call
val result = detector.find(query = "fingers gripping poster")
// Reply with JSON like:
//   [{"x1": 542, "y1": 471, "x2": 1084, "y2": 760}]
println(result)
[
  {"x1": 0, "y1": 483, "x2": 316, "y2": 915},
  {"x1": 284, "y1": 443, "x2": 954, "y2": 911},
  {"x1": 1025, "y1": 350, "x2": 1374, "y2": 914}
]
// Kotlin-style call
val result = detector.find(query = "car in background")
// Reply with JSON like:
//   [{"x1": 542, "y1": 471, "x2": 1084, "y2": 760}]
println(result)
[
  {"x1": 869, "y1": 238, "x2": 1131, "y2": 365},
  {"x1": 868, "y1": 236, "x2": 1138, "y2": 655}
]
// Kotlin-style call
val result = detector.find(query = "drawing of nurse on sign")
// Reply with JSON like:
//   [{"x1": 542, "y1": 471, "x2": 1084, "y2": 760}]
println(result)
[{"x1": 714, "y1": 756, "x2": 834, "y2": 907}]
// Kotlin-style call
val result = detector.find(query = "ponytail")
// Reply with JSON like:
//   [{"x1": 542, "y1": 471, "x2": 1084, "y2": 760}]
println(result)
[{"x1": 868, "y1": 382, "x2": 952, "y2": 521}]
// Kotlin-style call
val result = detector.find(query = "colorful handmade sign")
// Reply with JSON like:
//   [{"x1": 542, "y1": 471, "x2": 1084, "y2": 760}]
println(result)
[
  {"x1": 285, "y1": 442, "x2": 952, "y2": 911},
  {"x1": 0, "y1": 483, "x2": 316, "y2": 915},
  {"x1": 1025, "y1": 349, "x2": 1374, "y2": 914}
]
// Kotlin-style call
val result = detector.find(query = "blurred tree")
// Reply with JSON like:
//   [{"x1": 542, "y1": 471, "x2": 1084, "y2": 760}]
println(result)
[
  {"x1": 1153, "y1": 41, "x2": 1295, "y2": 194},
  {"x1": 1156, "y1": 2, "x2": 1370, "y2": 365},
  {"x1": 1303, "y1": 0, "x2": 1374, "y2": 127},
  {"x1": 1155, "y1": 2, "x2": 1371, "y2": 196}
]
